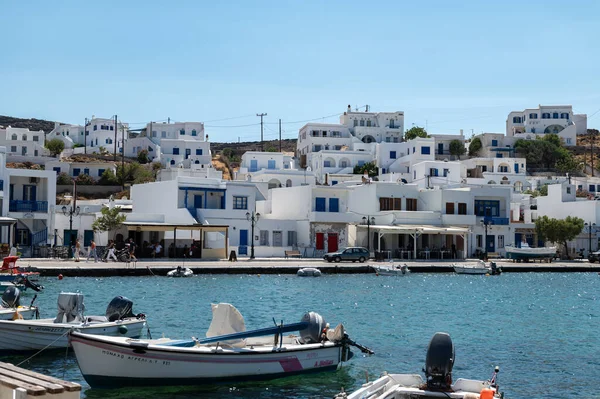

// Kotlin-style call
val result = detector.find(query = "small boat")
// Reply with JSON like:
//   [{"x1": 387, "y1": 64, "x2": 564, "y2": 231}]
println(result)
[
  {"x1": 335, "y1": 332, "x2": 503, "y2": 399},
  {"x1": 453, "y1": 260, "x2": 491, "y2": 275},
  {"x1": 505, "y1": 242, "x2": 556, "y2": 262},
  {"x1": 69, "y1": 303, "x2": 373, "y2": 388},
  {"x1": 0, "y1": 275, "x2": 44, "y2": 292},
  {"x1": 373, "y1": 263, "x2": 410, "y2": 276},
  {"x1": 0, "y1": 293, "x2": 147, "y2": 353},
  {"x1": 0, "y1": 256, "x2": 40, "y2": 282},
  {"x1": 167, "y1": 266, "x2": 194, "y2": 277},
  {"x1": 0, "y1": 287, "x2": 38, "y2": 320},
  {"x1": 297, "y1": 267, "x2": 322, "y2": 277}
]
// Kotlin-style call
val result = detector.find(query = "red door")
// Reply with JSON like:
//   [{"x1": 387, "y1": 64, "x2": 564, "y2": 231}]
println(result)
[
  {"x1": 327, "y1": 233, "x2": 338, "y2": 252},
  {"x1": 315, "y1": 233, "x2": 325, "y2": 250}
]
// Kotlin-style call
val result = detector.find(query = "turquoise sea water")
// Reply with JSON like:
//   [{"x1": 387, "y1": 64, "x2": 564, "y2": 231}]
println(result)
[{"x1": 4, "y1": 273, "x2": 600, "y2": 399}]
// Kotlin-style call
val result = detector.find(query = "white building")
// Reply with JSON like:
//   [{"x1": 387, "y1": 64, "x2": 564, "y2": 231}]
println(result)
[
  {"x1": 45, "y1": 160, "x2": 117, "y2": 181},
  {"x1": 0, "y1": 127, "x2": 48, "y2": 158},
  {"x1": 50, "y1": 117, "x2": 129, "y2": 154},
  {"x1": 463, "y1": 157, "x2": 530, "y2": 193},
  {"x1": 506, "y1": 105, "x2": 587, "y2": 146},
  {"x1": 236, "y1": 152, "x2": 315, "y2": 188}
]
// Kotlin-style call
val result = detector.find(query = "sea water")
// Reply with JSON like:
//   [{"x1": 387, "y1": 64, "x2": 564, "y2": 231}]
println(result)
[{"x1": 5, "y1": 272, "x2": 599, "y2": 399}]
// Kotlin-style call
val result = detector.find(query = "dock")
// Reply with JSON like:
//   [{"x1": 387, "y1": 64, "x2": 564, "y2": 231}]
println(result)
[
  {"x1": 0, "y1": 361, "x2": 81, "y2": 399},
  {"x1": 17, "y1": 258, "x2": 600, "y2": 277}
]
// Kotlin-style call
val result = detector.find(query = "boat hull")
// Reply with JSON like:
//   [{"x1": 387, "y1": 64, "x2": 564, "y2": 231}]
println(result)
[
  {"x1": 0, "y1": 307, "x2": 37, "y2": 320},
  {"x1": 0, "y1": 318, "x2": 146, "y2": 353},
  {"x1": 453, "y1": 266, "x2": 490, "y2": 275},
  {"x1": 373, "y1": 266, "x2": 409, "y2": 276},
  {"x1": 70, "y1": 333, "x2": 346, "y2": 388}
]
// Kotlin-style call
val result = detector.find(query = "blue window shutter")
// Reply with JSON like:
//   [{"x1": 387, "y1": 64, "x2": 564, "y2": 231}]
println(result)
[
  {"x1": 390, "y1": 151, "x2": 396, "y2": 159},
  {"x1": 84, "y1": 168, "x2": 89, "y2": 175},
  {"x1": 421, "y1": 146, "x2": 430, "y2": 155},
  {"x1": 196, "y1": 149, "x2": 203, "y2": 155},
  {"x1": 315, "y1": 197, "x2": 326, "y2": 212},
  {"x1": 329, "y1": 198, "x2": 339, "y2": 212},
  {"x1": 173, "y1": 148, "x2": 179, "y2": 155},
  {"x1": 98, "y1": 169, "x2": 105, "y2": 177},
  {"x1": 268, "y1": 160, "x2": 276, "y2": 169},
  {"x1": 73, "y1": 168, "x2": 80, "y2": 176},
  {"x1": 53, "y1": 167, "x2": 61, "y2": 174}
]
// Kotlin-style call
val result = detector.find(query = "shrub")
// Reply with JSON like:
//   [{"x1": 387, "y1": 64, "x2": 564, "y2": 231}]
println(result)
[
  {"x1": 56, "y1": 172, "x2": 72, "y2": 185},
  {"x1": 75, "y1": 174, "x2": 95, "y2": 185},
  {"x1": 45, "y1": 139, "x2": 65, "y2": 157}
]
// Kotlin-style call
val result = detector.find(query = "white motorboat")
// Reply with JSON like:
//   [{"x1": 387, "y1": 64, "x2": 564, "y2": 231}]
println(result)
[
  {"x1": 0, "y1": 287, "x2": 38, "y2": 320},
  {"x1": 505, "y1": 242, "x2": 556, "y2": 261},
  {"x1": 373, "y1": 264, "x2": 409, "y2": 276},
  {"x1": 336, "y1": 332, "x2": 503, "y2": 399},
  {"x1": 297, "y1": 267, "x2": 322, "y2": 277},
  {"x1": 167, "y1": 267, "x2": 194, "y2": 277},
  {"x1": 0, "y1": 293, "x2": 147, "y2": 353},
  {"x1": 453, "y1": 260, "x2": 491, "y2": 275},
  {"x1": 70, "y1": 303, "x2": 373, "y2": 388}
]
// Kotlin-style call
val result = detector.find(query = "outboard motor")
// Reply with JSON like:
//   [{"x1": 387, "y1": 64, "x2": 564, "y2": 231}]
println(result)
[
  {"x1": 299, "y1": 311, "x2": 326, "y2": 344},
  {"x1": 1, "y1": 287, "x2": 20, "y2": 308},
  {"x1": 106, "y1": 296, "x2": 135, "y2": 322},
  {"x1": 425, "y1": 332, "x2": 455, "y2": 391}
]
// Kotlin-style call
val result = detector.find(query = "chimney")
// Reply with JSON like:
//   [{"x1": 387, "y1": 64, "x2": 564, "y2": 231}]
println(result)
[{"x1": 347, "y1": 105, "x2": 351, "y2": 112}]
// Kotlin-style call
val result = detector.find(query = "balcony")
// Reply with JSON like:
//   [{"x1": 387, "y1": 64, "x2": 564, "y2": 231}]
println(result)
[
  {"x1": 9, "y1": 200, "x2": 48, "y2": 213},
  {"x1": 483, "y1": 217, "x2": 509, "y2": 225}
]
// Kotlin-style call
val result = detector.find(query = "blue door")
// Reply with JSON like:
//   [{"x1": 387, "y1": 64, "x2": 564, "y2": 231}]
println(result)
[
  {"x1": 84, "y1": 230, "x2": 94, "y2": 247},
  {"x1": 185, "y1": 149, "x2": 191, "y2": 159},
  {"x1": 250, "y1": 160, "x2": 258, "y2": 172},
  {"x1": 239, "y1": 229, "x2": 248, "y2": 255},
  {"x1": 515, "y1": 233, "x2": 522, "y2": 248},
  {"x1": 194, "y1": 195, "x2": 203, "y2": 209},
  {"x1": 514, "y1": 163, "x2": 519, "y2": 173},
  {"x1": 486, "y1": 235, "x2": 495, "y2": 253},
  {"x1": 438, "y1": 143, "x2": 444, "y2": 154}
]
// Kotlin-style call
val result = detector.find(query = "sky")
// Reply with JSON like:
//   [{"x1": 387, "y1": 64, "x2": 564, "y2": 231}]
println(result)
[{"x1": 2, "y1": 0, "x2": 600, "y2": 142}]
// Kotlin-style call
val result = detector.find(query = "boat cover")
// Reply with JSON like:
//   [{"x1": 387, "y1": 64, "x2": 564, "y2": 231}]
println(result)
[
  {"x1": 206, "y1": 303, "x2": 246, "y2": 347},
  {"x1": 54, "y1": 293, "x2": 85, "y2": 323}
]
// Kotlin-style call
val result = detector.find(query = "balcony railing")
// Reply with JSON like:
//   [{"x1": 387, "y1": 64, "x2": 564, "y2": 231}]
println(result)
[
  {"x1": 9, "y1": 200, "x2": 48, "y2": 213},
  {"x1": 483, "y1": 216, "x2": 509, "y2": 225}
]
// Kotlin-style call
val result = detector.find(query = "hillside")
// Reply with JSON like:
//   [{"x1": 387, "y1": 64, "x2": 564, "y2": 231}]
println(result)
[
  {"x1": 0, "y1": 115, "x2": 55, "y2": 132},
  {"x1": 210, "y1": 139, "x2": 297, "y2": 155}
]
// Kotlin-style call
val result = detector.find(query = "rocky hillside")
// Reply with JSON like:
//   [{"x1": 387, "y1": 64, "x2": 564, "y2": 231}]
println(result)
[{"x1": 0, "y1": 115, "x2": 55, "y2": 132}]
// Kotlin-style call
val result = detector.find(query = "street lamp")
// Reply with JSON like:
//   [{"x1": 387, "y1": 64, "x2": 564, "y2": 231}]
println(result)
[
  {"x1": 585, "y1": 222, "x2": 597, "y2": 257},
  {"x1": 362, "y1": 216, "x2": 375, "y2": 254},
  {"x1": 62, "y1": 180, "x2": 80, "y2": 257},
  {"x1": 480, "y1": 207, "x2": 491, "y2": 261},
  {"x1": 245, "y1": 210, "x2": 260, "y2": 259}
]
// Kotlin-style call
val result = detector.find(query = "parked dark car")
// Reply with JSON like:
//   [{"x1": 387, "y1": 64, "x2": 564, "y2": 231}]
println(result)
[
  {"x1": 323, "y1": 247, "x2": 369, "y2": 263},
  {"x1": 589, "y1": 250, "x2": 600, "y2": 263}
]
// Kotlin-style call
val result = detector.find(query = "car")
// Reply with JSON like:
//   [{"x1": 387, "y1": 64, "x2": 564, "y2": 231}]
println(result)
[
  {"x1": 589, "y1": 250, "x2": 600, "y2": 263},
  {"x1": 323, "y1": 247, "x2": 370, "y2": 263}
]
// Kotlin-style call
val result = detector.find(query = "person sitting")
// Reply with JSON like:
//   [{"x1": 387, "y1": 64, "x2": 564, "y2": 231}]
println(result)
[{"x1": 153, "y1": 242, "x2": 163, "y2": 258}]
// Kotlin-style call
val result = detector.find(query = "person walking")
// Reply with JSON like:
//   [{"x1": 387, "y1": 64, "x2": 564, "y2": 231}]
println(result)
[
  {"x1": 106, "y1": 240, "x2": 118, "y2": 262},
  {"x1": 86, "y1": 239, "x2": 98, "y2": 263},
  {"x1": 128, "y1": 238, "x2": 137, "y2": 261},
  {"x1": 74, "y1": 238, "x2": 81, "y2": 262}
]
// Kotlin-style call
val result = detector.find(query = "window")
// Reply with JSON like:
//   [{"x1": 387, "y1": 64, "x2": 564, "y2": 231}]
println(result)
[
  {"x1": 474, "y1": 200, "x2": 500, "y2": 216},
  {"x1": 315, "y1": 197, "x2": 326, "y2": 212},
  {"x1": 542, "y1": 113, "x2": 550, "y2": 119},
  {"x1": 458, "y1": 203, "x2": 467, "y2": 215},
  {"x1": 443, "y1": 168, "x2": 449, "y2": 177},
  {"x1": 161, "y1": 131, "x2": 166, "y2": 138},
  {"x1": 53, "y1": 167, "x2": 61, "y2": 174},
  {"x1": 314, "y1": 145, "x2": 322, "y2": 152},
  {"x1": 360, "y1": 120, "x2": 365, "y2": 126},
  {"x1": 272, "y1": 231, "x2": 283, "y2": 247},
  {"x1": 83, "y1": 168, "x2": 89, "y2": 175},
  {"x1": 73, "y1": 168, "x2": 81, "y2": 176},
  {"x1": 529, "y1": 113, "x2": 538, "y2": 119},
  {"x1": 233, "y1": 196, "x2": 248, "y2": 210},
  {"x1": 476, "y1": 234, "x2": 482, "y2": 248},
  {"x1": 192, "y1": 129, "x2": 197, "y2": 136},
  {"x1": 329, "y1": 198, "x2": 339, "y2": 212},
  {"x1": 22, "y1": 134, "x2": 27, "y2": 141},
  {"x1": 93, "y1": 125, "x2": 97, "y2": 131},
  {"x1": 98, "y1": 169, "x2": 105, "y2": 177},
  {"x1": 33, "y1": 136, "x2": 39, "y2": 142},
  {"x1": 386, "y1": 137, "x2": 391, "y2": 143},
  {"x1": 390, "y1": 119, "x2": 395, "y2": 128},
  {"x1": 446, "y1": 202, "x2": 454, "y2": 214},
  {"x1": 340, "y1": 160, "x2": 348, "y2": 168},
  {"x1": 10, "y1": 146, "x2": 16, "y2": 153},
  {"x1": 590, "y1": 184, "x2": 596, "y2": 192},
  {"x1": 429, "y1": 168, "x2": 438, "y2": 177},
  {"x1": 152, "y1": 130, "x2": 157, "y2": 137},
  {"x1": 366, "y1": 120, "x2": 371, "y2": 127},
  {"x1": 566, "y1": 138, "x2": 572, "y2": 144},
  {"x1": 196, "y1": 149, "x2": 203, "y2": 155},
  {"x1": 566, "y1": 187, "x2": 571, "y2": 194},
  {"x1": 491, "y1": 139, "x2": 498, "y2": 147},
  {"x1": 421, "y1": 146, "x2": 430, "y2": 155},
  {"x1": 393, "y1": 137, "x2": 399, "y2": 143},
  {"x1": 110, "y1": 125, "x2": 114, "y2": 131},
  {"x1": 259, "y1": 230, "x2": 269, "y2": 246},
  {"x1": 499, "y1": 166, "x2": 508, "y2": 173},
  {"x1": 512, "y1": 117, "x2": 521, "y2": 123},
  {"x1": 11, "y1": 134, "x2": 17, "y2": 141},
  {"x1": 406, "y1": 198, "x2": 417, "y2": 211},
  {"x1": 180, "y1": 129, "x2": 185, "y2": 135},
  {"x1": 553, "y1": 112, "x2": 559, "y2": 119},
  {"x1": 173, "y1": 147, "x2": 180, "y2": 155},
  {"x1": 16, "y1": 229, "x2": 30, "y2": 246},
  {"x1": 390, "y1": 151, "x2": 397, "y2": 159},
  {"x1": 287, "y1": 231, "x2": 297, "y2": 247},
  {"x1": 267, "y1": 160, "x2": 276, "y2": 169},
  {"x1": 561, "y1": 113, "x2": 569, "y2": 119},
  {"x1": 380, "y1": 197, "x2": 401, "y2": 211},
  {"x1": 498, "y1": 235, "x2": 505, "y2": 249}
]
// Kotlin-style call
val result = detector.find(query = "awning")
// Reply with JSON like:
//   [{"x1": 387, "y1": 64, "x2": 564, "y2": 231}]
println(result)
[
  {"x1": 0, "y1": 217, "x2": 17, "y2": 227},
  {"x1": 356, "y1": 224, "x2": 470, "y2": 234},
  {"x1": 122, "y1": 222, "x2": 229, "y2": 232}
]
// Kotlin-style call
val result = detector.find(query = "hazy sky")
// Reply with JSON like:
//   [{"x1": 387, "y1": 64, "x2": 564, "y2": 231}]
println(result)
[{"x1": 2, "y1": 0, "x2": 599, "y2": 141}]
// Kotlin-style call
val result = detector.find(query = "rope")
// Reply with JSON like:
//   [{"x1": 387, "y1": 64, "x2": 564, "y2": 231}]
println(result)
[{"x1": 16, "y1": 329, "x2": 71, "y2": 367}]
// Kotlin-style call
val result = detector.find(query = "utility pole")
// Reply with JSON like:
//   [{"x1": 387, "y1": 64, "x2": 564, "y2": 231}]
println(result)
[
  {"x1": 426, "y1": 174, "x2": 431, "y2": 189},
  {"x1": 592, "y1": 131, "x2": 595, "y2": 177},
  {"x1": 84, "y1": 117, "x2": 88, "y2": 154},
  {"x1": 257, "y1": 113, "x2": 267, "y2": 151},
  {"x1": 279, "y1": 119, "x2": 282, "y2": 152},
  {"x1": 121, "y1": 123, "x2": 125, "y2": 190},
  {"x1": 113, "y1": 115, "x2": 118, "y2": 161}
]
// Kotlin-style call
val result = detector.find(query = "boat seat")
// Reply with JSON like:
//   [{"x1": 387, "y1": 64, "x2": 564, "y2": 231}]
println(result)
[{"x1": 452, "y1": 378, "x2": 489, "y2": 393}]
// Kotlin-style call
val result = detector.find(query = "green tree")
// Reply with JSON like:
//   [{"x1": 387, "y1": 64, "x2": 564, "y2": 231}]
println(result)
[
  {"x1": 538, "y1": 184, "x2": 548, "y2": 196},
  {"x1": 353, "y1": 161, "x2": 378, "y2": 177},
  {"x1": 468, "y1": 137, "x2": 482, "y2": 156},
  {"x1": 75, "y1": 173, "x2": 95, "y2": 185},
  {"x1": 535, "y1": 215, "x2": 584, "y2": 257},
  {"x1": 404, "y1": 126, "x2": 428, "y2": 141},
  {"x1": 45, "y1": 138, "x2": 65, "y2": 157},
  {"x1": 137, "y1": 149, "x2": 149, "y2": 164},
  {"x1": 56, "y1": 172, "x2": 72, "y2": 185},
  {"x1": 98, "y1": 169, "x2": 119, "y2": 186},
  {"x1": 449, "y1": 139, "x2": 466, "y2": 157},
  {"x1": 91, "y1": 206, "x2": 127, "y2": 239},
  {"x1": 222, "y1": 148, "x2": 234, "y2": 159},
  {"x1": 266, "y1": 146, "x2": 278, "y2": 152}
]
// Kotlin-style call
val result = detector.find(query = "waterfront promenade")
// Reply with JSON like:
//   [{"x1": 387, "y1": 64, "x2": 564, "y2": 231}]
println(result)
[{"x1": 18, "y1": 257, "x2": 600, "y2": 276}]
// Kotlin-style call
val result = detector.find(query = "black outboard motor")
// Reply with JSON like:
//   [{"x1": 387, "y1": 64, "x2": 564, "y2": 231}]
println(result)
[
  {"x1": 105, "y1": 296, "x2": 135, "y2": 322},
  {"x1": 425, "y1": 332, "x2": 455, "y2": 391},
  {"x1": 1, "y1": 287, "x2": 20, "y2": 308}
]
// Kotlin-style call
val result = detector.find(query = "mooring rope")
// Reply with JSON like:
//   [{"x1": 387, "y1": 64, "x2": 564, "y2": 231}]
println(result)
[{"x1": 16, "y1": 329, "x2": 71, "y2": 367}]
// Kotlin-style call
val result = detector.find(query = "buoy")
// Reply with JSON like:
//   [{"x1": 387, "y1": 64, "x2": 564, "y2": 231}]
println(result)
[
  {"x1": 118, "y1": 325, "x2": 128, "y2": 335},
  {"x1": 480, "y1": 388, "x2": 495, "y2": 399},
  {"x1": 58, "y1": 274, "x2": 64, "y2": 280}
]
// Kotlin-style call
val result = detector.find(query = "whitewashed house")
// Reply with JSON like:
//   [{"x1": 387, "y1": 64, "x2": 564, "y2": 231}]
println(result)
[
  {"x1": 464, "y1": 157, "x2": 530, "y2": 192},
  {"x1": 45, "y1": 160, "x2": 117, "y2": 181},
  {"x1": 236, "y1": 152, "x2": 315, "y2": 188},
  {"x1": 0, "y1": 127, "x2": 48, "y2": 158}
]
